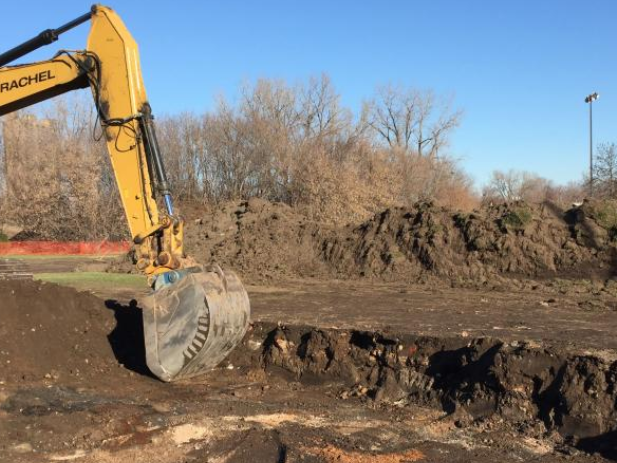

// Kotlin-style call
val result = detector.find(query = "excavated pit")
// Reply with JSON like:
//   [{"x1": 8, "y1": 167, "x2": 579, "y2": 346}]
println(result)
[
  {"x1": 231, "y1": 323, "x2": 617, "y2": 457},
  {"x1": 1, "y1": 279, "x2": 617, "y2": 460}
]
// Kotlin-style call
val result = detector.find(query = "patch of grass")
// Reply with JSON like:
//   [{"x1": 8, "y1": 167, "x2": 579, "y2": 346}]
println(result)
[
  {"x1": 594, "y1": 203, "x2": 617, "y2": 230},
  {"x1": 582, "y1": 200, "x2": 617, "y2": 242},
  {"x1": 0, "y1": 232, "x2": 8, "y2": 242},
  {"x1": 34, "y1": 272, "x2": 146, "y2": 290},
  {"x1": 501, "y1": 206, "x2": 533, "y2": 231}
]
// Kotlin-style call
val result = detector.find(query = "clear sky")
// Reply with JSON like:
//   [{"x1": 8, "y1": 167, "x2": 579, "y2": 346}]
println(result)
[{"x1": 1, "y1": 0, "x2": 615, "y2": 188}]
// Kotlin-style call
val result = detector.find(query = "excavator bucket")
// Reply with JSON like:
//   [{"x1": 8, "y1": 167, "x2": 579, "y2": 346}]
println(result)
[{"x1": 142, "y1": 267, "x2": 250, "y2": 382}]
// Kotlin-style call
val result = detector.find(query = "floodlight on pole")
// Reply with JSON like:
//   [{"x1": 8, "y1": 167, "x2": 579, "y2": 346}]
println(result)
[{"x1": 584, "y1": 92, "x2": 599, "y2": 196}]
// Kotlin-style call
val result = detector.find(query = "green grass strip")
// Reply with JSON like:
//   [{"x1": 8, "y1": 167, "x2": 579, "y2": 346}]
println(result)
[{"x1": 34, "y1": 272, "x2": 146, "y2": 289}]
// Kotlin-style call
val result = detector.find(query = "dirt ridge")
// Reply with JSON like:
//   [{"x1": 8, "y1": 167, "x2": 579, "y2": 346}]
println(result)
[
  {"x1": 247, "y1": 323, "x2": 617, "y2": 451},
  {"x1": 177, "y1": 198, "x2": 617, "y2": 285}
]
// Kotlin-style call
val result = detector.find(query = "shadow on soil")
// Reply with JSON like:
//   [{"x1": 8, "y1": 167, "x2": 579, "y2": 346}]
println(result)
[
  {"x1": 577, "y1": 430, "x2": 617, "y2": 461},
  {"x1": 426, "y1": 342, "x2": 503, "y2": 416},
  {"x1": 104, "y1": 299, "x2": 154, "y2": 378}
]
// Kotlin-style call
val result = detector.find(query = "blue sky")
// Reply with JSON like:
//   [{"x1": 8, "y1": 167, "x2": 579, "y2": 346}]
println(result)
[{"x1": 2, "y1": 1, "x2": 615, "y2": 188}]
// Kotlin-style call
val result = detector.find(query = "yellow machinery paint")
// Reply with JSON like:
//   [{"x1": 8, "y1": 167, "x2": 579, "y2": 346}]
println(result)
[{"x1": 0, "y1": 5, "x2": 250, "y2": 382}]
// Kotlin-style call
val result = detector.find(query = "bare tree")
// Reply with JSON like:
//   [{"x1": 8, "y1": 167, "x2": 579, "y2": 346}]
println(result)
[
  {"x1": 484, "y1": 170, "x2": 522, "y2": 203},
  {"x1": 365, "y1": 84, "x2": 418, "y2": 151},
  {"x1": 366, "y1": 84, "x2": 462, "y2": 157},
  {"x1": 594, "y1": 143, "x2": 617, "y2": 198},
  {"x1": 300, "y1": 74, "x2": 351, "y2": 142},
  {"x1": 0, "y1": 94, "x2": 125, "y2": 240},
  {"x1": 0, "y1": 77, "x2": 480, "y2": 235},
  {"x1": 484, "y1": 169, "x2": 555, "y2": 204}
]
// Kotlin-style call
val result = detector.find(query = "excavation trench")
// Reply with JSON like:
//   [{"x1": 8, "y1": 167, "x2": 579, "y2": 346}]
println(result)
[
  {"x1": 2, "y1": 279, "x2": 617, "y2": 460},
  {"x1": 228, "y1": 322, "x2": 617, "y2": 456}
]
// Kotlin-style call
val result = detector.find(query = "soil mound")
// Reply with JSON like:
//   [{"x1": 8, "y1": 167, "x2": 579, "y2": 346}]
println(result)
[
  {"x1": 183, "y1": 197, "x2": 335, "y2": 279},
  {"x1": 0, "y1": 280, "x2": 145, "y2": 385},
  {"x1": 324, "y1": 199, "x2": 617, "y2": 283},
  {"x1": 178, "y1": 198, "x2": 617, "y2": 285},
  {"x1": 8, "y1": 230, "x2": 45, "y2": 241}
]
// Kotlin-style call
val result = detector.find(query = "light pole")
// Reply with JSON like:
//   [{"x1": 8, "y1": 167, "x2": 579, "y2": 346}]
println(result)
[{"x1": 584, "y1": 92, "x2": 599, "y2": 196}]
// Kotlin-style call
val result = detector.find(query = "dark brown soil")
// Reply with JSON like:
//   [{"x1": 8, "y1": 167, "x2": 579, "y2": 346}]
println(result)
[
  {"x1": 8, "y1": 230, "x2": 45, "y2": 241},
  {"x1": 254, "y1": 324, "x2": 617, "y2": 447},
  {"x1": 0, "y1": 280, "x2": 144, "y2": 385},
  {"x1": 176, "y1": 198, "x2": 617, "y2": 285},
  {"x1": 1, "y1": 279, "x2": 616, "y2": 462},
  {"x1": 182, "y1": 197, "x2": 333, "y2": 279},
  {"x1": 323, "y1": 200, "x2": 617, "y2": 283}
]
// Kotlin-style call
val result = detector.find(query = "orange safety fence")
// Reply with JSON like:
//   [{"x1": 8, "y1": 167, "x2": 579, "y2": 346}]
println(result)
[{"x1": 0, "y1": 241, "x2": 131, "y2": 256}]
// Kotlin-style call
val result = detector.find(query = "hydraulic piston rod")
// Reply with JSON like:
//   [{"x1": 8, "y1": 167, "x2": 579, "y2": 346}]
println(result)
[{"x1": 0, "y1": 9, "x2": 92, "y2": 67}]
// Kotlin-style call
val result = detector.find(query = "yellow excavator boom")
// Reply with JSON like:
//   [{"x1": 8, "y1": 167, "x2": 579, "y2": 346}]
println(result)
[{"x1": 0, "y1": 5, "x2": 250, "y2": 382}]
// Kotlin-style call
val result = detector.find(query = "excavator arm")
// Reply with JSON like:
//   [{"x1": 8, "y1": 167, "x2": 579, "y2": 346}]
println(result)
[
  {"x1": 0, "y1": 6, "x2": 179, "y2": 273},
  {"x1": 0, "y1": 5, "x2": 250, "y2": 382}
]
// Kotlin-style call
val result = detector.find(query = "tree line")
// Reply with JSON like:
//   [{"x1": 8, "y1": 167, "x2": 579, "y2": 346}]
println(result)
[
  {"x1": 0, "y1": 75, "x2": 473, "y2": 239},
  {"x1": 0, "y1": 74, "x2": 611, "y2": 240},
  {"x1": 482, "y1": 142, "x2": 617, "y2": 206}
]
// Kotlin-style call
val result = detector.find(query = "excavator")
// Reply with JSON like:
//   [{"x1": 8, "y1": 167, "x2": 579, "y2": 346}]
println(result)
[{"x1": 0, "y1": 5, "x2": 250, "y2": 382}]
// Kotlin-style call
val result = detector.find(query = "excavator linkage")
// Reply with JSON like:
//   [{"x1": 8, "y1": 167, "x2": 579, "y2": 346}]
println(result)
[{"x1": 0, "y1": 5, "x2": 251, "y2": 382}]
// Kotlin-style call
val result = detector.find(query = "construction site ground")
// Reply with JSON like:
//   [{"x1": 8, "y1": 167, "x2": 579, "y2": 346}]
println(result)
[{"x1": 0, "y1": 254, "x2": 616, "y2": 462}]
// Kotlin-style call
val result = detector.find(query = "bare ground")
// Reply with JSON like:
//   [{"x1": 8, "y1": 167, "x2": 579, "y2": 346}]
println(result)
[
  {"x1": 1, "y1": 273, "x2": 616, "y2": 462},
  {"x1": 2, "y1": 199, "x2": 617, "y2": 462}
]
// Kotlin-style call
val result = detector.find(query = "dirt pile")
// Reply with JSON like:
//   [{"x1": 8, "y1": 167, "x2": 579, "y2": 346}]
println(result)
[
  {"x1": 8, "y1": 230, "x2": 45, "y2": 241},
  {"x1": 324, "y1": 199, "x2": 617, "y2": 283},
  {"x1": 0, "y1": 280, "x2": 144, "y2": 385},
  {"x1": 182, "y1": 197, "x2": 335, "y2": 279},
  {"x1": 248, "y1": 323, "x2": 617, "y2": 451},
  {"x1": 178, "y1": 198, "x2": 617, "y2": 284}
]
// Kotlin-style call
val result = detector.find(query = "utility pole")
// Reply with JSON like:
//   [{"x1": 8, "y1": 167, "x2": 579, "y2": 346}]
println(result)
[{"x1": 584, "y1": 92, "x2": 599, "y2": 196}]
